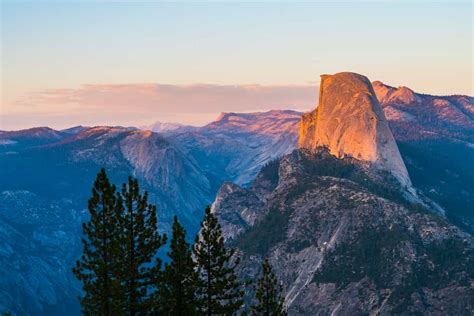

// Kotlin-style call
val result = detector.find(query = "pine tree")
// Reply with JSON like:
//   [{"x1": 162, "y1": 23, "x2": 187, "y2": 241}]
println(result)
[
  {"x1": 159, "y1": 216, "x2": 198, "y2": 315},
  {"x1": 193, "y1": 206, "x2": 244, "y2": 315},
  {"x1": 118, "y1": 177, "x2": 167, "y2": 315},
  {"x1": 251, "y1": 260, "x2": 287, "y2": 316},
  {"x1": 73, "y1": 168, "x2": 124, "y2": 316}
]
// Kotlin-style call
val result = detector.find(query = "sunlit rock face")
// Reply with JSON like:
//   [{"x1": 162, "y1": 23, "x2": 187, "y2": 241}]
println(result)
[
  {"x1": 299, "y1": 72, "x2": 411, "y2": 188},
  {"x1": 372, "y1": 81, "x2": 421, "y2": 106}
]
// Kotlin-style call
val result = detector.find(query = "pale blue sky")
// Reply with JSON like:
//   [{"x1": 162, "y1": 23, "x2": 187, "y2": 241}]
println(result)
[{"x1": 1, "y1": 0, "x2": 472, "y2": 129}]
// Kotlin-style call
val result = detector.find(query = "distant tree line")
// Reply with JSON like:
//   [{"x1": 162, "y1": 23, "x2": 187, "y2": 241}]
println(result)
[{"x1": 73, "y1": 169, "x2": 287, "y2": 316}]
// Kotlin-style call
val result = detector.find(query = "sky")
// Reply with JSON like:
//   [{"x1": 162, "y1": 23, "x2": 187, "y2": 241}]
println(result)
[{"x1": 1, "y1": 0, "x2": 472, "y2": 130}]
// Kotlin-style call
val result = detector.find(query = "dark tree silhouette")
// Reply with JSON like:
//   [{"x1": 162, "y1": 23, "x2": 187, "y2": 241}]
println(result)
[
  {"x1": 251, "y1": 259, "x2": 287, "y2": 316},
  {"x1": 73, "y1": 169, "x2": 124, "y2": 315},
  {"x1": 159, "y1": 216, "x2": 198, "y2": 315},
  {"x1": 193, "y1": 206, "x2": 244, "y2": 315},
  {"x1": 118, "y1": 177, "x2": 167, "y2": 315}
]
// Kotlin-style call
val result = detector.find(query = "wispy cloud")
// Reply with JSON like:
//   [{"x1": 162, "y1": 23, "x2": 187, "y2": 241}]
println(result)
[{"x1": 2, "y1": 84, "x2": 317, "y2": 130}]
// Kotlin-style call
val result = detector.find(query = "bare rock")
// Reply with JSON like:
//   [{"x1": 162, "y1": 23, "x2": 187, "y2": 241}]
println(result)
[{"x1": 299, "y1": 72, "x2": 412, "y2": 188}]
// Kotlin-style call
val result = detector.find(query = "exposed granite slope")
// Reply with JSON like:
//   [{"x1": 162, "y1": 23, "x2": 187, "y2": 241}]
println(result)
[
  {"x1": 212, "y1": 149, "x2": 474, "y2": 315},
  {"x1": 299, "y1": 72, "x2": 411, "y2": 188}
]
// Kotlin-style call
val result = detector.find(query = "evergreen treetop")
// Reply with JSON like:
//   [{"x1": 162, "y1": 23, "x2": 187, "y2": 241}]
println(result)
[
  {"x1": 251, "y1": 260, "x2": 287, "y2": 316},
  {"x1": 72, "y1": 168, "x2": 124, "y2": 316},
  {"x1": 118, "y1": 176, "x2": 167, "y2": 315},
  {"x1": 193, "y1": 206, "x2": 244, "y2": 315},
  {"x1": 159, "y1": 215, "x2": 198, "y2": 315}
]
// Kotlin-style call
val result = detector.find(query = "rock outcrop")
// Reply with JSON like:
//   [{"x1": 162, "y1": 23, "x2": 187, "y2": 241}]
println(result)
[
  {"x1": 210, "y1": 73, "x2": 473, "y2": 314},
  {"x1": 299, "y1": 72, "x2": 412, "y2": 188},
  {"x1": 372, "y1": 81, "x2": 421, "y2": 105},
  {"x1": 212, "y1": 149, "x2": 474, "y2": 315}
]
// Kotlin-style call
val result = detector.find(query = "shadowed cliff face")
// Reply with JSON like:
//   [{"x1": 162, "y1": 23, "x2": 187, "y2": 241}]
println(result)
[{"x1": 299, "y1": 72, "x2": 411, "y2": 188}]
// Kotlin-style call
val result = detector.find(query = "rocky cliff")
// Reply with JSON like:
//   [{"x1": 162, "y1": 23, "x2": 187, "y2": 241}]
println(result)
[
  {"x1": 212, "y1": 72, "x2": 473, "y2": 314},
  {"x1": 299, "y1": 72, "x2": 411, "y2": 188},
  {"x1": 213, "y1": 149, "x2": 473, "y2": 315}
]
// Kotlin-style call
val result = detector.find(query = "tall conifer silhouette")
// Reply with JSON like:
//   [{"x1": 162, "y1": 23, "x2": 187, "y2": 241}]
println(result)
[
  {"x1": 118, "y1": 177, "x2": 166, "y2": 315},
  {"x1": 73, "y1": 169, "x2": 123, "y2": 315},
  {"x1": 159, "y1": 216, "x2": 198, "y2": 315},
  {"x1": 193, "y1": 206, "x2": 244, "y2": 315},
  {"x1": 251, "y1": 260, "x2": 287, "y2": 316}
]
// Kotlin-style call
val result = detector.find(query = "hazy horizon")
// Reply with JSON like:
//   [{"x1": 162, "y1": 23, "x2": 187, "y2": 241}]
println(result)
[{"x1": 1, "y1": 83, "x2": 317, "y2": 130}]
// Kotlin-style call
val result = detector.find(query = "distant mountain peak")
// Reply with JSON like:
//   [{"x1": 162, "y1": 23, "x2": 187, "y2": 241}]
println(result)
[
  {"x1": 9, "y1": 126, "x2": 62, "y2": 138},
  {"x1": 299, "y1": 72, "x2": 412, "y2": 188},
  {"x1": 372, "y1": 80, "x2": 473, "y2": 140},
  {"x1": 215, "y1": 112, "x2": 232, "y2": 122},
  {"x1": 79, "y1": 126, "x2": 127, "y2": 136},
  {"x1": 205, "y1": 110, "x2": 303, "y2": 143},
  {"x1": 210, "y1": 110, "x2": 303, "y2": 129},
  {"x1": 140, "y1": 121, "x2": 194, "y2": 133},
  {"x1": 214, "y1": 109, "x2": 303, "y2": 123},
  {"x1": 60, "y1": 125, "x2": 88, "y2": 135},
  {"x1": 373, "y1": 80, "x2": 420, "y2": 105}
]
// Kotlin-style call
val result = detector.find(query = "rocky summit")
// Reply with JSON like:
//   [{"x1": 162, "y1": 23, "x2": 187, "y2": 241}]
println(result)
[
  {"x1": 212, "y1": 72, "x2": 474, "y2": 315},
  {"x1": 299, "y1": 72, "x2": 412, "y2": 188}
]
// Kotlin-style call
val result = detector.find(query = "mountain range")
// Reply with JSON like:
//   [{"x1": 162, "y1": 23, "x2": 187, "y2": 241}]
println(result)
[{"x1": 0, "y1": 73, "x2": 473, "y2": 315}]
